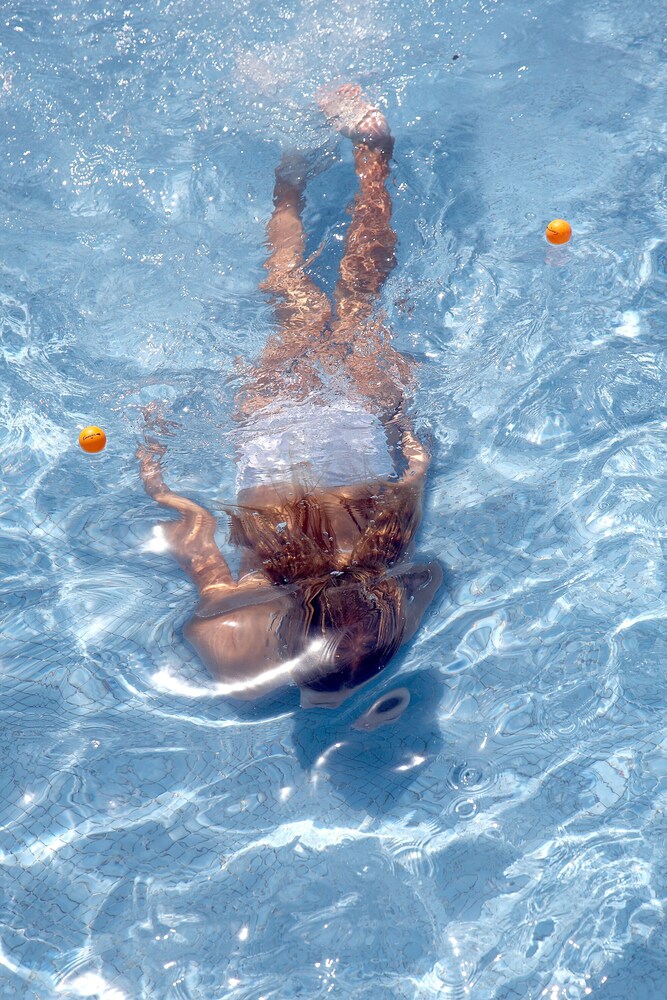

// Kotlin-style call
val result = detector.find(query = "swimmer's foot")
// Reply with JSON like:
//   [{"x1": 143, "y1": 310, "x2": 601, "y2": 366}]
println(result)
[
  {"x1": 275, "y1": 146, "x2": 333, "y2": 190},
  {"x1": 318, "y1": 83, "x2": 393, "y2": 156},
  {"x1": 274, "y1": 151, "x2": 310, "y2": 191}
]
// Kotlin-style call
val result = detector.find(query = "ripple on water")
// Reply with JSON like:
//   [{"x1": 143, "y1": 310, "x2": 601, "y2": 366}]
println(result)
[
  {"x1": 71, "y1": 834, "x2": 440, "y2": 999},
  {"x1": 1, "y1": 0, "x2": 666, "y2": 994}
]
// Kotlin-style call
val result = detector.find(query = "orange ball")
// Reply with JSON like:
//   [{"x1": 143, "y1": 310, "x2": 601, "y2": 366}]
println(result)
[
  {"x1": 545, "y1": 218, "x2": 572, "y2": 245},
  {"x1": 79, "y1": 426, "x2": 107, "y2": 453}
]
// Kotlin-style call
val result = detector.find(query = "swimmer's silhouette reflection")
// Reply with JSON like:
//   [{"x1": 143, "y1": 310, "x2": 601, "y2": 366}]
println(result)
[
  {"x1": 291, "y1": 669, "x2": 448, "y2": 814},
  {"x1": 138, "y1": 85, "x2": 442, "y2": 707}
]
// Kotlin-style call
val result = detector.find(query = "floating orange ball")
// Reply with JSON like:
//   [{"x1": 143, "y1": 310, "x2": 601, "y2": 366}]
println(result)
[
  {"x1": 545, "y1": 218, "x2": 572, "y2": 245},
  {"x1": 79, "y1": 426, "x2": 107, "y2": 453}
]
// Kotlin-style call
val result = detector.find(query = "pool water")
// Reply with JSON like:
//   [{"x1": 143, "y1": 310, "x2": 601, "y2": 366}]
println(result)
[{"x1": 2, "y1": 0, "x2": 667, "y2": 997}]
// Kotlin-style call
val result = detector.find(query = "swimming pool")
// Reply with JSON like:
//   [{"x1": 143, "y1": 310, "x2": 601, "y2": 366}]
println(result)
[{"x1": 2, "y1": 0, "x2": 666, "y2": 996}]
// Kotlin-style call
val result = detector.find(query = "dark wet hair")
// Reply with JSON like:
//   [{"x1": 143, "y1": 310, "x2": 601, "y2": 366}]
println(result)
[
  {"x1": 227, "y1": 482, "x2": 422, "y2": 582},
  {"x1": 225, "y1": 483, "x2": 422, "y2": 689},
  {"x1": 285, "y1": 568, "x2": 407, "y2": 692}
]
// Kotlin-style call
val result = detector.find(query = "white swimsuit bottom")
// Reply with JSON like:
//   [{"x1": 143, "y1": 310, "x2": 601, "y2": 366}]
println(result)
[{"x1": 235, "y1": 398, "x2": 395, "y2": 491}]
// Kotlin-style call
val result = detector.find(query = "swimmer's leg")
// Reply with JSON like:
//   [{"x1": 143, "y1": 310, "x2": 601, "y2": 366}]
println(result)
[
  {"x1": 138, "y1": 440, "x2": 235, "y2": 597},
  {"x1": 320, "y1": 84, "x2": 397, "y2": 325},
  {"x1": 240, "y1": 154, "x2": 333, "y2": 414},
  {"x1": 261, "y1": 155, "x2": 331, "y2": 331},
  {"x1": 259, "y1": 158, "x2": 331, "y2": 351},
  {"x1": 334, "y1": 140, "x2": 396, "y2": 325},
  {"x1": 319, "y1": 85, "x2": 410, "y2": 417}
]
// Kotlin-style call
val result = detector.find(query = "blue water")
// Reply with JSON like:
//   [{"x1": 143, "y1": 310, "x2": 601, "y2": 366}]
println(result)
[{"x1": 2, "y1": 0, "x2": 666, "y2": 997}]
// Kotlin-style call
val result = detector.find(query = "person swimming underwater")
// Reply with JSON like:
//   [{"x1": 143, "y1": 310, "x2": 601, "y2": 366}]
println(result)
[{"x1": 138, "y1": 84, "x2": 442, "y2": 708}]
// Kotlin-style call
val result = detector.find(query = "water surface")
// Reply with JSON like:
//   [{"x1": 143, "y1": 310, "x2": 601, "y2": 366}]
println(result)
[{"x1": 1, "y1": 0, "x2": 667, "y2": 997}]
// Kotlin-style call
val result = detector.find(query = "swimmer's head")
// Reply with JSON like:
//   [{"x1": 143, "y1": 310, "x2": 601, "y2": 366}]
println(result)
[
  {"x1": 184, "y1": 561, "x2": 441, "y2": 706},
  {"x1": 290, "y1": 562, "x2": 442, "y2": 707},
  {"x1": 290, "y1": 569, "x2": 406, "y2": 699}
]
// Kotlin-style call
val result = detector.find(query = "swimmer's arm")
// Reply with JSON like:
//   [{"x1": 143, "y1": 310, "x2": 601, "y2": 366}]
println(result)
[
  {"x1": 327, "y1": 427, "x2": 429, "y2": 532},
  {"x1": 374, "y1": 423, "x2": 429, "y2": 497},
  {"x1": 137, "y1": 441, "x2": 236, "y2": 594},
  {"x1": 397, "y1": 426, "x2": 430, "y2": 483}
]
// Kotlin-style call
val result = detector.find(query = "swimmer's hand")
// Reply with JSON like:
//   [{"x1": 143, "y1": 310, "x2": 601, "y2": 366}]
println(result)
[{"x1": 136, "y1": 440, "x2": 167, "y2": 499}]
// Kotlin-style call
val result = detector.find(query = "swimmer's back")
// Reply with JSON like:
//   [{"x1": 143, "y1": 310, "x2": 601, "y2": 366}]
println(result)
[{"x1": 234, "y1": 395, "x2": 395, "y2": 493}]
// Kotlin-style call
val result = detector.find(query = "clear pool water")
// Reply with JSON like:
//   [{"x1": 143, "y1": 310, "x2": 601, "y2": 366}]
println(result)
[{"x1": 2, "y1": 0, "x2": 666, "y2": 997}]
